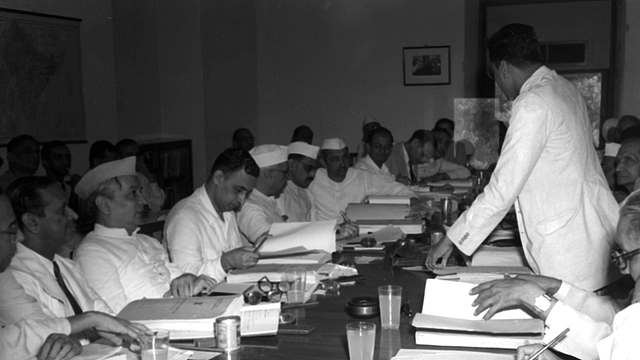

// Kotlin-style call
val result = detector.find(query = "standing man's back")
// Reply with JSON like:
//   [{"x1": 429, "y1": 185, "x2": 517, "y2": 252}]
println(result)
[{"x1": 427, "y1": 23, "x2": 619, "y2": 291}]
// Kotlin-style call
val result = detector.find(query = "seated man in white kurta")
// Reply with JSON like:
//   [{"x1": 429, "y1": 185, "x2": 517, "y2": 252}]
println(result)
[
  {"x1": 277, "y1": 142, "x2": 320, "y2": 222},
  {"x1": 74, "y1": 157, "x2": 215, "y2": 313},
  {"x1": 6, "y1": 176, "x2": 113, "y2": 322},
  {"x1": 308, "y1": 138, "x2": 417, "y2": 222},
  {"x1": 237, "y1": 145, "x2": 289, "y2": 244},
  {"x1": 165, "y1": 148, "x2": 260, "y2": 282},
  {"x1": 354, "y1": 127, "x2": 397, "y2": 183}
]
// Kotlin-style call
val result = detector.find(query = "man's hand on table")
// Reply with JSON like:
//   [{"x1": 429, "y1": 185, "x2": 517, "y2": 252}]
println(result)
[
  {"x1": 425, "y1": 235, "x2": 455, "y2": 270},
  {"x1": 469, "y1": 278, "x2": 549, "y2": 320},
  {"x1": 336, "y1": 222, "x2": 359, "y2": 240},
  {"x1": 221, "y1": 247, "x2": 259, "y2": 271},
  {"x1": 37, "y1": 334, "x2": 81, "y2": 360},
  {"x1": 167, "y1": 273, "x2": 217, "y2": 298},
  {"x1": 515, "y1": 274, "x2": 562, "y2": 296},
  {"x1": 516, "y1": 344, "x2": 561, "y2": 360}
]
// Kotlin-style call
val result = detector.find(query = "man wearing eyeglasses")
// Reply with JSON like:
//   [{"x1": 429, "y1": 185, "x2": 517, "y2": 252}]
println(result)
[
  {"x1": 278, "y1": 141, "x2": 359, "y2": 240},
  {"x1": 278, "y1": 142, "x2": 320, "y2": 223},
  {"x1": 5, "y1": 176, "x2": 113, "y2": 322},
  {"x1": 237, "y1": 145, "x2": 290, "y2": 244},
  {"x1": 465, "y1": 190, "x2": 640, "y2": 360},
  {"x1": 0, "y1": 190, "x2": 146, "y2": 360},
  {"x1": 426, "y1": 23, "x2": 619, "y2": 293}
]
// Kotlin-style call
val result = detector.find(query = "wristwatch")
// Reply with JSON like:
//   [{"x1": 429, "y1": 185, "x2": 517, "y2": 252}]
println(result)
[{"x1": 534, "y1": 293, "x2": 553, "y2": 313}]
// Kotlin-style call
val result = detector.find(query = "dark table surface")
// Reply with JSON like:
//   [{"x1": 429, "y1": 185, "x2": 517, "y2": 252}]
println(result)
[{"x1": 216, "y1": 261, "x2": 430, "y2": 360}]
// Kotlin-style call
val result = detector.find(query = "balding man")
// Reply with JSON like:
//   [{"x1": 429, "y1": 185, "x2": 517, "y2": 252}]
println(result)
[
  {"x1": 237, "y1": 145, "x2": 290, "y2": 243},
  {"x1": 0, "y1": 188, "x2": 145, "y2": 360},
  {"x1": 3, "y1": 176, "x2": 114, "y2": 341},
  {"x1": 309, "y1": 138, "x2": 416, "y2": 222},
  {"x1": 165, "y1": 148, "x2": 260, "y2": 282},
  {"x1": 74, "y1": 157, "x2": 215, "y2": 313}
]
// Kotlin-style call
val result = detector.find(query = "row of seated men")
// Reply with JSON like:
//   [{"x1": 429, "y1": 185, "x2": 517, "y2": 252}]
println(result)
[
  {"x1": 1, "y1": 126, "x2": 635, "y2": 360},
  {"x1": 0, "y1": 135, "x2": 166, "y2": 218},
  {"x1": 0, "y1": 126, "x2": 470, "y2": 359}
]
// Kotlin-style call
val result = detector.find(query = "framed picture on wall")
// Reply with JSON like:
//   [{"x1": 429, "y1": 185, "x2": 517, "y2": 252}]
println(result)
[{"x1": 403, "y1": 46, "x2": 450, "y2": 86}]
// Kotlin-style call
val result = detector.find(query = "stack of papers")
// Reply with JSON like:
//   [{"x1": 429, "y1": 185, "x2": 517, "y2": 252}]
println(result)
[
  {"x1": 471, "y1": 245, "x2": 527, "y2": 267},
  {"x1": 392, "y1": 349, "x2": 516, "y2": 360},
  {"x1": 367, "y1": 195, "x2": 411, "y2": 205},
  {"x1": 256, "y1": 221, "x2": 337, "y2": 265},
  {"x1": 413, "y1": 279, "x2": 544, "y2": 349},
  {"x1": 346, "y1": 203, "x2": 424, "y2": 235}
]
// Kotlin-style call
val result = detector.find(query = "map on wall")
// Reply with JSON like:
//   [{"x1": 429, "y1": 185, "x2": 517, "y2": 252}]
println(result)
[{"x1": 0, "y1": 9, "x2": 84, "y2": 143}]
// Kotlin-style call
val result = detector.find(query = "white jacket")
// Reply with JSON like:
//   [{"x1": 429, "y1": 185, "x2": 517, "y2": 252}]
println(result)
[{"x1": 447, "y1": 66, "x2": 619, "y2": 291}]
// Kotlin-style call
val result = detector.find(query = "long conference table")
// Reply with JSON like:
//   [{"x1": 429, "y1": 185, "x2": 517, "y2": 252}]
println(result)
[{"x1": 215, "y1": 261, "x2": 431, "y2": 360}]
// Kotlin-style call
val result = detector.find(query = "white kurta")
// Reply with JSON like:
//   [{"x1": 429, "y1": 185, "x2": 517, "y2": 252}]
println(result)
[
  {"x1": 9, "y1": 244, "x2": 113, "y2": 319},
  {"x1": 0, "y1": 269, "x2": 48, "y2": 324},
  {"x1": 354, "y1": 155, "x2": 397, "y2": 183},
  {"x1": 277, "y1": 181, "x2": 312, "y2": 222},
  {"x1": 1, "y1": 317, "x2": 70, "y2": 360},
  {"x1": 165, "y1": 186, "x2": 244, "y2": 281},
  {"x1": 75, "y1": 224, "x2": 183, "y2": 313},
  {"x1": 237, "y1": 189, "x2": 284, "y2": 243},
  {"x1": 308, "y1": 168, "x2": 415, "y2": 221},
  {"x1": 447, "y1": 66, "x2": 619, "y2": 291},
  {"x1": 543, "y1": 281, "x2": 621, "y2": 360},
  {"x1": 596, "y1": 302, "x2": 640, "y2": 360}
]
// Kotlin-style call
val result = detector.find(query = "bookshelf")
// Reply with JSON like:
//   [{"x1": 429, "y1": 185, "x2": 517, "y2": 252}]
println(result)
[{"x1": 139, "y1": 139, "x2": 193, "y2": 209}]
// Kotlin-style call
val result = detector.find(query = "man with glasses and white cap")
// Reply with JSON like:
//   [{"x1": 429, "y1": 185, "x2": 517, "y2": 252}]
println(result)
[
  {"x1": 309, "y1": 137, "x2": 416, "y2": 222},
  {"x1": 278, "y1": 141, "x2": 320, "y2": 222},
  {"x1": 165, "y1": 148, "x2": 260, "y2": 282},
  {"x1": 74, "y1": 157, "x2": 216, "y2": 313},
  {"x1": 237, "y1": 145, "x2": 289, "y2": 244}
]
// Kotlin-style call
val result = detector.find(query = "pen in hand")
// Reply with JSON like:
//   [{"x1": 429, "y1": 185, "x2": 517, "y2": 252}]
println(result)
[
  {"x1": 340, "y1": 211, "x2": 351, "y2": 225},
  {"x1": 528, "y1": 328, "x2": 570, "y2": 360},
  {"x1": 253, "y1": 232, "x2": 271, "y2": 253}
]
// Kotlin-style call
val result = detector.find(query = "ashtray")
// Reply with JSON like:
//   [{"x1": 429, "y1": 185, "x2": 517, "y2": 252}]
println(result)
[{"x1": 345, "y1": 296, "x2": 379, "y2": 319}]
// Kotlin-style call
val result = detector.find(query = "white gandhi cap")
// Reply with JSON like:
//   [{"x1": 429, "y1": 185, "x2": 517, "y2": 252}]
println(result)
[
  {"x1": 321, "y1": 138, "x2": 347, "y2": 151},
  {"x1": 288, "y1": 142, "x2": 319, "y2": 159},
  {"x1": 605, "y1": 142, "x2": 621, "y2": 157},
  {"x1": 75, "y1": 156, "x2": 137, "y2": 200},
  {"x1": 249, "y1": 144, "x2": 288, "y2": 168}
]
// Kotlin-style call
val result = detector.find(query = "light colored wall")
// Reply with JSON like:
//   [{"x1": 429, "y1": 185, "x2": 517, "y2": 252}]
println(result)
[{"x1": 255, "y1": 0, "x2": 468, "y2": 149}]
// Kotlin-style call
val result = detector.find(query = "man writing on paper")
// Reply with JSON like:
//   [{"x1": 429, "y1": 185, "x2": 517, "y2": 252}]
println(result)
[
  {"x1": 237, "y1": 144, "x2": 289, "y2": 244},
  {"x1": 385, "y1": 130, "x2": 469, "y2": 184},
  {"x1": 165, "y1": 148, "x2": 260, "y2": 282},
  {"x1": 276, "y1": 141, "x2": 358, "y2": 241},
  {"x1": 426, "y1": 23, "x2": 619, "y2": 292},
  {"x1": 0, "y1": 189, "x2": 146, "y2": 360},
  {"x1": 309, "y1": 138, "x2": 416, "y2": 222},
  {"x1": 74, "y1": 157, "x2": 215, "y2": 313},
  {"x1": 354, "y1": 127, "x2": 397, "y2": 183}
]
